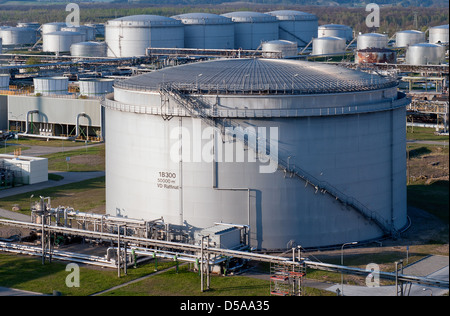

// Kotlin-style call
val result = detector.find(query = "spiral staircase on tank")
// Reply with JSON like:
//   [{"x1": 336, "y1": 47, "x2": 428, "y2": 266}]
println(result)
[{"x1": 159, "y1": 83, "x2": 399, "y2": 239}]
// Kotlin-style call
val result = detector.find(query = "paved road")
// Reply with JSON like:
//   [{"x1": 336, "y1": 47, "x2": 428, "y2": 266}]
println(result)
[
  {"x1": 407, "y1": 140, "x2": 449, "y2": 146},
  {"x1": 0, "y1": 286, "x2": 46, "y2": 296},
  {"x1": 325, "y1": 255, "x2": 449, "y2": 296}
]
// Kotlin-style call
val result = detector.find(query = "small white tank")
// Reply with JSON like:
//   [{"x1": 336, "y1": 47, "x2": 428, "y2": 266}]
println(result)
[
  {"x1": 395, "y1": 30, "x2": 425, "y2": 47},
  {"x1": 405, "y1": 43, "x2": 446, "y2": 65},
  {"x1": 78, "y1": 78, "x2": 114, "y2": 97},
  {"x1": 357, "y1": 33, "x2": 388, "y2": 50},
  {"x1": 262, "y1": 40, "x2": 298, "y2": 58},
  {"x1": 33, "y1": 77, "x2": 69, "y2": 96},
  {"x1": 43, "y1": 31, "x2": 85, "y2": 53},
  {"x1": 312, "y1": 36, "x2": 346, "y2": 55},
  {"x1": 429, "y1": 24, "x2": 449, "y2": 44},
  {"x1": 70, "y1": 42, "x2": 107, "y2": 57}
]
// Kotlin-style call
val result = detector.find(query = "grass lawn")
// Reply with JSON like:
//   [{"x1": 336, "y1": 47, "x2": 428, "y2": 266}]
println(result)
[
  {"x1": 0, "y1": 252, "x2": 176, "y2": 296},
  {"x1": 0, "y1": 176, "x2": 106, "y2": 215},
  {"x1": 407, "y1": 126, "x2": 449, "y2": 142},
  {"x1": 41, "y1": 144, "x2": 105, "y2": 172}
]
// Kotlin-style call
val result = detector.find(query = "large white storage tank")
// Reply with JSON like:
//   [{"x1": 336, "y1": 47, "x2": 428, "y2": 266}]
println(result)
[
  {"x1": 395, "y1": 30, "x2": 425, "y2": 47},
  {"x1": 0, "y1": 27, "x2": 37, "y2": 46},
  {"x1": 405, "y1": 43, "x2": 446, "y2": 65},
  {"x1": 221, "y1": 11, "x2": 278, "y2": 50},
  {"x1": 70, "y1": 41, "x2": 107, "y2": 57},
  {"x1": 261, "y1": 40, "x2": 298, "y2": 58},
  {"x1": 265, "y1": 10, "x2": 318, "y2": 47},
  {"x1": 41, "y1": 22, "x2": 67, "y2": 34},
  {"x1": 78, "y1": 78, "x2": 114, "y2": 97},
  {"x1": 102, "y1": 58, "x2": 410, "y2": 250},
  {"x1": 33, "y1": 77, "x2": 69, "y2": 96},
  {"x1": 171, "y1": 13, "x2": 234, "y2": 49},
  {"x1": 357, "y1": 32, "x2": 389, "y2": 50},
  {"x1": 43, "y1": 31, "x2": 85, "y2": 53},
  {"x1": 0, "y1": 74, "x2": 9, "y2": 90},
  {"x1": 428, "y1": 24, "x2": 449, "y2": 44},
  {"x1": 318, "y1": 24, "x2": 353, "y2": 42},
  {"x1": 312, "y1": 36, "x2": 346, "y2": 55},
  {"x1": 105, "y1": 15, "x2": 185, "y2": 57},
  {"x1": 61, "y1": 25, "x2": 96, "y2": 42}
]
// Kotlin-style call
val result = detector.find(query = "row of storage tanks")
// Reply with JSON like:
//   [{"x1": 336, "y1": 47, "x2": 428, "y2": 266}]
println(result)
[
  {"x1": 1, "y1": 12, "x2": 448, "y2": 65},
  {"x1": 0, "y1": 73, "x2": 114, "y2": 97}
]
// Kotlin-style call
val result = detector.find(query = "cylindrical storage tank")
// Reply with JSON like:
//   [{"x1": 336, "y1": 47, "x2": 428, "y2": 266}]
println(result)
[
  {"x1": 405, "y1": 43, "x2": 446, "y2": 65},
  {"x1": 356, "y1": 48, "x2": 397, "y2": 64},
  {"x1": 33, "y1": 77, "x2": 69, "y2": 95},
  {"x1": 102, "y1": 58, "x2": 410, "y2": 250},
  {"x1": 78, "y1": 78, "x2": 114, "y2": 97},
  {"x1": 357, "y1": 33, "x2": 388, "y2": 50},
  {"x1": 429, "y1": 24, "x2": 449, "y2": 44},
  {"x1": 171, "y1": 13, "x2": 234, "y2": 49},
  {"x1": 0, "y1": 27, "x2": 37, "y2": 46},
  {"x1": 265, "y1": 10, "x2": 318, "y2": 47},
  {"x1": 318, "y1": 24, "x2": 353, "y2": 42},
  {"x1": 395, "y1": 30, "x2": 425, "y2": 47},
  {"x1": 105, "y1": 15, "x2": 184, "y2": 57},
  {"x1": 312, "y1": 36, "x2": 346, "y2": 55},
  {"x1": 42, "y1": 31, "x2": 85, "y2": 53},
  {"x1": 61, "y1": 25, "x2": 96, "y2": 41},
  {"x1": 41, "y1": 22, "x2": 67, "y2": 34},
  {"x1": 262, "y1": 40, "x2": 298, "y2": 58},
  {"x1": 221, "y1": 11, "x2": 278, "y2": 49},
  {"x1": 0, "y1": 74, "x2": 10, "y2": 90},
  {"x1": 70, "y1": 41, "x2": 107, "y2": 57}
]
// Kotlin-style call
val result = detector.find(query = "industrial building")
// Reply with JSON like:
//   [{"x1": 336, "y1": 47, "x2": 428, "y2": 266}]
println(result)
[{"x1": 102, "y1": 58, "x2": 410, "y2": 250}]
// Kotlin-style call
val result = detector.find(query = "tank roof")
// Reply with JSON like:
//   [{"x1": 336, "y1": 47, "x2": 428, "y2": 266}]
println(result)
[
  {"x1": 117, "y1": 58, "x2": 396, "y2": 95},
  {"x1": 221, "y1": 11, "x2": 277, "y2": 23},
  {"x1": 107, "y1": 15, "x2": 182, "y2": 27},
  {"x1": 319, "y1": 24, "x2": 352, "y2": 29},
  {"x1": 265, "y1": 10, "x2": 317, "y2": 21},
  {"x1": 171, "y1": 12, "x2": 233, "y2": 24}
]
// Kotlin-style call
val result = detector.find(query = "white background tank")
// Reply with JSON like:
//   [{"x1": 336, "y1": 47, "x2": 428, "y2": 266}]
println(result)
[
  {"x1": 0, "y1": 27, "x2": 37, "y2": 46},
  {"x1": 357, "y1": 33, "x2": 389, "y2": 50},
  {"x1": 17, "y1": 22, "x2": 40, "y2": 30},
  {"x1": 33, "y1": 77, "x2": 69, "y2": 95},
  {"x1": 262, "y1": 40, "x2": 298, "y2": 58},
  {"x1": 428, "y1": 24, "x2": 449, "y2": 44},
  {"x1": 86, "y1": 23, "x2": 105, "y2": 37},
  {"x1": 105, "y1": 15, "x2": 185, "y2": 57},
  {"x1": 318, "y1": 24, "x2": 353, "y2": 42},
  {"x1": 266, "y1": 10, "x2": 318, "y2": 47},
  {"x1": 395, "y1": 30, "x2": 425, "y2": 47},
  {"x1": 172, "y1": 13, "x2": 234, "y2": 49},
  {"x1": 0, "y1": 74, "x2": 10, "y2": 90},
  {"x1": 405, "y1": 43, "x2": 446, "y2": 65},
  {"x1": 312, "y1": 36, "x2": 346, "y2": 55},
  {"x1": 41, "y1": 22, "x2": 67, "y2": 34},
  {"x1": 102, "y1": 58, "x2": 409, "y2": 250},
  {"x1": 221, "y1": 11, "x2": 279, "y2": 49},
  {"x1": 61, "y1": 25, "x2": 96, "y2": 41},
  {"x1": 43, "y1": 31, "x2": 85, "y2": 53},
  {"x1": 70, "y1": 41, "x2": 107, "y2": 57},
  {"x1": 78, "y1": 78, "x2": 114, "y2": 97}
]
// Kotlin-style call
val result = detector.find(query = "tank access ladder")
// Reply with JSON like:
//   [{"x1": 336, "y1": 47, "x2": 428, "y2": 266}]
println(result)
[{"x1": 159, "y1": 83, "x2": 398, "y2": 238}]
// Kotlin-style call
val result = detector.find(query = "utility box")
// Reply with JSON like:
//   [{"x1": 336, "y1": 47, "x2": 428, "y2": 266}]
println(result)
[
  {"x1": 0, "y1": 154, "x2": 48, "y2": 185},
  {"x1": 195, "y1": 224, "x2": 242, "y2": 249}
]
